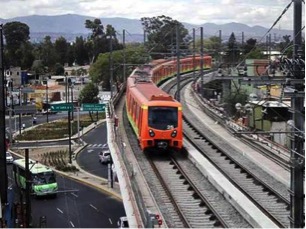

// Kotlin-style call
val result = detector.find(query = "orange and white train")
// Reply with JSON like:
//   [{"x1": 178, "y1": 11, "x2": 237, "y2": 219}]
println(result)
[{"x1": 125, "y1": 55, "x2": 212, "y2": 151}]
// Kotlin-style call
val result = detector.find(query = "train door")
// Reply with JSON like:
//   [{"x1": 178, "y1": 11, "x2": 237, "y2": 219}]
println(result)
[{"x1": 138, "y1": 107, "x2": 143, "y2": 136}]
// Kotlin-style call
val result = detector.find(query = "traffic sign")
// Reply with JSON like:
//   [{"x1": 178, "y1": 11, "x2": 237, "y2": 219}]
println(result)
[
  {"x1": 82, "y1": 103, "x2": 106, "y2": 111},
  {"x1": 50, "y1": 103, "x2": 73, "y2": 111},
  {"x1": 14, "y1": 105, "x2": 37, "y2": 114},
  {"x1": 13, "y1": 87, "x2": 35, "y2": 93}
]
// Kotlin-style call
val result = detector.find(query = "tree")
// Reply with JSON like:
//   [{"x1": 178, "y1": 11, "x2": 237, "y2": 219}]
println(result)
[
  {"x1": 279, "y1": 35, "x2": 292, "y2": 57},
  {"x1": 141, "y1": 15, "x2": 188, "y2": 59},
  {"x1": 54, "y1": 36, "x2": 69, "y2": 65},
  {"x1": 31, "y1": 60, "x2": 45, "y2": 84},
  {"x1": 66, "y1": 44, "x2": 75, "y2": 66},
  {"x1": 85, "y1": 18, "x2": 106, "y2": 63},
  {"x1": 40, "y1": 36, "x2": 57, "y2": 70},
  {"x1": 19, "y1": 42, "x2": 35, "y2": 69},
  {"x1": 89, "y1": 45, "x2": 146, "y2": 90},
  {"x1": 74, "y1": 36, "x2": 88, "y2": 65},
  {"x1": 195, "y1": 36, "x2": 222, "y2": 58},
  {"x1": 78, "y1": 82, "x2": 100, "y2": 121},
  {"x1": 247, "y1": 48, "x2": 265, "y2": 59},
  {"x1": 85, "y1": 19, "x2": 104, "y2": 39},
  {"x1": 54, "y1": 63, "x2": 65, "y2": 75},
  {"x1": 3, "y1": 21, "x2": 31, "y2": 67},
  {"x1": 78, "y1": 82, "x2": 99, "y2": 104},
  {"x1": 225, "y1": 32, "x2": 240, "y2": 63},
  {"x1": 243, "y1": 38, "x2": 257, "y2": 54}
]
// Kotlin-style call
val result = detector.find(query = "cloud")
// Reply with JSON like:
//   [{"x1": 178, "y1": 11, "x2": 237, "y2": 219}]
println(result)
[{"x1": 0, "y1": 0, "x2": 303, "y2": 30}]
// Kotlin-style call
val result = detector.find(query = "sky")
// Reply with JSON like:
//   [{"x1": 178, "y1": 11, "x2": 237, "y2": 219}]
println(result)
[{"x1": 0, "y1": 0, "x2": 304, "y2": 30}]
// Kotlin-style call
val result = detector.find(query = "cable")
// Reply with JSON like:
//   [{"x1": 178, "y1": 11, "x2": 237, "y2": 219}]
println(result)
[{"x1": 236, "y1": 0, "x2": 294, "y2": 68}]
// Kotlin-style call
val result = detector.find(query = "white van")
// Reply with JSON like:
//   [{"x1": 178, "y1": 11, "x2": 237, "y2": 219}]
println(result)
[{"x1": 117, "y1": 216, "x2": 129, "y2": 228}]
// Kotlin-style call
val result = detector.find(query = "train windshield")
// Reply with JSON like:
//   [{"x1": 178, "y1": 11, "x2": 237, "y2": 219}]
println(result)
[{"x1": 148, "y1": 107, "x2": 178, "y2": 130}]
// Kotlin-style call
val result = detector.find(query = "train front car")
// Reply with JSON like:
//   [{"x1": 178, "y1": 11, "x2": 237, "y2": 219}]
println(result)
[
  {"x1": 145, "y1": 97, "x2": 183, "y2": 151},
  {"x1": 126, "y1": 67, "x2": 183, "y2": 152}
]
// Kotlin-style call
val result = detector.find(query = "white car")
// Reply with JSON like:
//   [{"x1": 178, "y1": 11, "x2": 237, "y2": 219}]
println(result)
[
  {"x1": 99, "y1": 150, "x2": 111, "y2": 164},
  {"x1": 6, "y1": 152, "x2": 14, "y2": 163},
  {"x1": 117, "y1": 216, "x2": 129, "y2": 228}
]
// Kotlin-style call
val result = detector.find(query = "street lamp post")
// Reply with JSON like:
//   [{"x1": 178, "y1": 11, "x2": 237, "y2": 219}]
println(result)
[
  {"x1": 109, "y1": 33, "x2": 113, "y2": 99},
  {"x1": 70, "y1": 83, "x2": 74, "y2": 121},
  {"x1": 65, "y1": 72, "x2": 68, "y2": 103},
  {"x1": 45, "y1": 78, "x2": 49, "y2": 123}
]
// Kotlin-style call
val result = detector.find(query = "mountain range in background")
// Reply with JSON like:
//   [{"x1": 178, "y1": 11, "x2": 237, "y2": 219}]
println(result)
[{"x1": 0, "y1": 14, "x2": 295, "y2": 43}]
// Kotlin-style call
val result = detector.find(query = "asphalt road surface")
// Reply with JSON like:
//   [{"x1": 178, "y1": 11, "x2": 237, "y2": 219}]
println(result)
[{"x1": 77, "y1": 122, "x2": 110, "y2": 179}]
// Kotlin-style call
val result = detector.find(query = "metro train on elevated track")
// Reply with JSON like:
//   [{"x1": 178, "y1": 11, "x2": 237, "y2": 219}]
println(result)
[{"x1": 126, "y1": 55, "x2": 212, "y2": 151}]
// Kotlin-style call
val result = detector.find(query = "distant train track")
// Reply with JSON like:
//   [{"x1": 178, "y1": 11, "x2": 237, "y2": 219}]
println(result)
[{"x1": 176, "y1": 81, "x2": 290, "y2": 228}]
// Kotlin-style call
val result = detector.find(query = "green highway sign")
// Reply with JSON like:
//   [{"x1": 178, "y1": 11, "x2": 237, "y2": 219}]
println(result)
[
  {"x1": 50, "y1": 103, "x2": 73, "y2": 111},
  {"x1": 82, "y1": 103, "x2": 106, "y2": 111}
]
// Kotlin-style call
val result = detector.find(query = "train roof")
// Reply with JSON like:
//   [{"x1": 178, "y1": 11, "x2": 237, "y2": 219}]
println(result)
[
  {"x1": 128, "y1": 77, "x2": 178, "y2": 105},
  {"x1": 128, "y1": 63, "x2": 180, "y2": 105},
  {"x1": 13, "y1": 158, "x2": 54, "y2": 174}
]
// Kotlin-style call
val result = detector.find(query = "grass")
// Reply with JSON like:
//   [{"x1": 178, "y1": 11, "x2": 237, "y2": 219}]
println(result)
[
  {"x1": 16, "y1": 148, "x2": 79, "y2": 172},
  {"x1": 15, "y1": 113, "x2": 105, "y2": 141}
]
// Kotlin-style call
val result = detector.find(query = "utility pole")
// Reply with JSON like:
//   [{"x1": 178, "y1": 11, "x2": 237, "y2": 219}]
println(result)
[
  {"x1": 123, "y1": 29, "x2": 126, "y2": 82},
  {"x1": 109, "y1": 33, "x2": 113, "y2": 98},
  {"x1": 192, "y1": 28, "x2": 196, "y2": 80},
  {"x1": 68, "y1": 110, "x2": 72, "y2": 164},
  {"x1": 0, "y1": 24, "x2": 8, "y2": 204},
  {"x1": 241, "y1": 32, "x2": 244, "y2": 46},
  {"x1": 71, "y1": 84, "x2": 74, "y2": 121},
  {"x1": 65, "y1": 73, "x2": 68, "y2": 103},
  {"x1": 289, "y1": 0, "x2": 304, "y2": 227},
  {"x1": 200, "y1": 27, "x2": 204, "y2": 97},
  {"x1": 46, "y1": 79, "x2": 49, "y2": 123},
  {"x1": 219, "y1": 30, "x2": 222, "y2": 63},
  {"x1": 25, "y1": 148, "x2": 31, "y2": 228},
  {"x1": 176, "y1": 24, "x2": 181, "y2": 102}
]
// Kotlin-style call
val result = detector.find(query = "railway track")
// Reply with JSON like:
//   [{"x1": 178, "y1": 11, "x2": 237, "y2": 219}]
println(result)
[
  {"x1": 179, "y1": 81, "x2": 290, "y2": 228},
  {"x1": 147, "y1": 153, "x2": 246, "y2": 228},
  {"x1": 122, "y1": 103, "x2": 251, "y2": 228},
  {"x1": 119, "y1": 72, "x2": 291, "y2": 227},
  {"x1": 189, "y1": 84, "x2": 291, "y2": 171}
]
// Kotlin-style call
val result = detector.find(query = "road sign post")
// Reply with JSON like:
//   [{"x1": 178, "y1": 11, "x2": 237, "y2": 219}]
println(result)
[
  {"x1": 82, "y1": 103, "x2": 106, "y2": 112},
  {"x1": 50, "y1": 103, "x2": 73, "y2": 164},
  {"x1": 50, "y1": 103, "x2": 73, "y2": 112}
]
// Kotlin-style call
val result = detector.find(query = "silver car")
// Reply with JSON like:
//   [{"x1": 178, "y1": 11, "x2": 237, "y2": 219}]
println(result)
[
  {"x1": 6, "y1": 152, "x2": 14, "y2": 163},
  {"x1": 99, "y1": 150, "x2": 111, "y2": 164}
]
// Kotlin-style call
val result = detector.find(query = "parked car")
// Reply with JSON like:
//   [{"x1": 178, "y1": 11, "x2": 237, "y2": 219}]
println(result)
[
  {"x1": 99, "y1": 150, "x2": 111, "y2": 164},
  {"x1": 6, "y1": 152, "x2": 14, "y2": 163},
  {"x1": 117, "y1": 216, "x2": 129, "y2": 228}
]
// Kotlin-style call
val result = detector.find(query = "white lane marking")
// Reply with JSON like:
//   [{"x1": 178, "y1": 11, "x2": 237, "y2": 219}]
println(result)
[
  {"x1": 109, "y1": 218, "x2": 113, "y2": 224},
  {"x1": 87, "y1": 149, "x2": 94, "y2": 153},
  {"x1": 57, "y1": 208, "x2": 64, "y2": 214},
  {"x1": 70, "y1": 221, "x2": 75, "y2": 227},
  {"x1": 90, "y1": 204, "x2": 98, "y2": 211},
  {"x1": 71, "y1": 192, "x2": 78, "y2": 198}
]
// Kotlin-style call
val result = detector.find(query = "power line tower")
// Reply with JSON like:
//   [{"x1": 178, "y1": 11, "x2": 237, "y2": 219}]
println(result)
[{"x1": 289, "y1": 0, "x2": 305, "y2": 227}]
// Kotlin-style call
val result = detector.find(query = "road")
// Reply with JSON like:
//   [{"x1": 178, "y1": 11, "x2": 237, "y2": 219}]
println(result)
[
  {"x1": 30, "y1": 173, "x2": 125, "y2": 228},
  {"x1": 76, "y1": 121, "x2": 110, "y2": 179},
  {"x1": 7, "y1": 117, "x2": 126, "y2": 228}
]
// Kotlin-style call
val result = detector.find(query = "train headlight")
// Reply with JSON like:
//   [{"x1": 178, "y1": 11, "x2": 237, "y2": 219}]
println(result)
[
  {"x1": 149, "y1": 129, "x2": 155, "y2": 137},
  {"x1": 171, "y1": 130, "x2": 177, "y2": 138}
]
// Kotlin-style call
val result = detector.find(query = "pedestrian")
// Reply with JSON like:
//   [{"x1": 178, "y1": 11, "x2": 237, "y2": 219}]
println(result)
[
  {"x1": 33, "y1": 116, "x2": 37, "y2": 125},
  {"x1": 22, "y1": 123, "x2": 26, "y2": 130}
]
